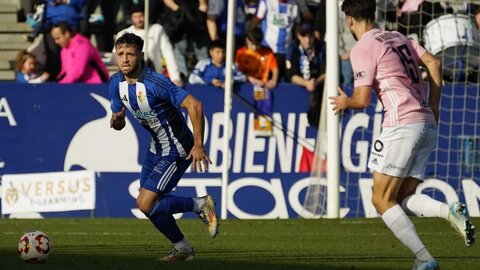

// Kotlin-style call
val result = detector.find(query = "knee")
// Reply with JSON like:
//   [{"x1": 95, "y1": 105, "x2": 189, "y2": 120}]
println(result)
[
  {"x1": 136, "y1": 197, "x2": 154, "y2": 214},
  {"x1": 371, "y1": 193, "x2": 392, "y2": 215},
  {"x1": 371, "y1": 194, "x2": 383, "y2": 212}
]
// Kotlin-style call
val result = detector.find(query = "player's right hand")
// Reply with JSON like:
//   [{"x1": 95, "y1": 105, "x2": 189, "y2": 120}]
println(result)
[{"x1": 110, "y1": 107, "x2": 126, "y2": 130}]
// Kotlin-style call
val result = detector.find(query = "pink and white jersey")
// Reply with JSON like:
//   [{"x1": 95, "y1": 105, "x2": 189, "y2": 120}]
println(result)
[{"x1": 351, "y1": 28, "x2": 435, "y2": 127}]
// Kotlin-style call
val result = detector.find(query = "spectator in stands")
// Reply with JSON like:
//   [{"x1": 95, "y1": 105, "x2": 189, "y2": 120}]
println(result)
[
  {"x1": 189, "y1": 40, "x2": 246, "y2": 88},
  {"x1": 308, "y1": 1, "x2": 353, "y2": 86},
  {"x1": 395, "y1": 0, "x2": 426, "y2": 42},
  {"x1": 249, "y1": 0, "x2": 301, "y2": 82},
  {"x1": 339, "y1": 0, "x2": 356, "y2": 89},
  {"x1": 15, "y1": 50, "x2": 50, "y2": 84},
  {"x1": 286, "y1": 23, "x2": 325, "y2": 127},
  {"x1": 244, "y1": 0, "x2": 259, "y2": 15},
  {"x1": 51, "y1": 22, "x2": 109, "y2": 83},
  {"x1": 236, "y1": 27, "x2": 278, "y2": 136},
  {"x1": 312, "y1": 1, "x2": 327, "y2": 42},
  {"x1": 287, "y1": 23, "x2": 325, "y2": 92},
  {"x1": 85, "y1": 0, "x2": 124, "y2": 52},
  {"x1": 475, "y1": 4, "x2": 480, "y2": 29},
  {"x1": 114, "y1": 5, "x2": 183, "y2": 87},
  {"x1": 28, "y1": 0, "x2": 88, "y2": 82},
  {"x1": 206, "y1": 0, "x2": 247, "y2": 49},
  {"x1": 296, "y1": 0, "x2": 322, "y2": 22},
  {"x1": 160, "y1": 0, "x2": 210, "y2": 79}
]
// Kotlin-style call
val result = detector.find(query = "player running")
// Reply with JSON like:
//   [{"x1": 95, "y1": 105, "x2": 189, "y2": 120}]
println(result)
[
  {"x1": 330, "y1": 1, "x2": 476, "y2": 269},
  {"x1": 109, "y1": 32, "x2": 219, "y2": 262}
]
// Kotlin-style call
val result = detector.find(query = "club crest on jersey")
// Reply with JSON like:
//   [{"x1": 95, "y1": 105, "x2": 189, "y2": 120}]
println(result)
[{"x1": 137, "y1": 91, "x2": 145, "y2": 103}]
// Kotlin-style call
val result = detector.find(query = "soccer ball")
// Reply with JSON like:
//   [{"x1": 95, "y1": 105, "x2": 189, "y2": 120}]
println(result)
[{"x1": 18, "y1": 231, "x2": 52, "y2": 263}]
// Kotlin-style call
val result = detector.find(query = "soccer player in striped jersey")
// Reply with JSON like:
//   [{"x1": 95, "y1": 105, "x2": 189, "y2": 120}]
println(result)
[
  {"x1": 109, "y1": 32, "x2": 219, "y2": 262},
  {"x1": 330, "y1": 1, "x2": 475, "y2": 269}
]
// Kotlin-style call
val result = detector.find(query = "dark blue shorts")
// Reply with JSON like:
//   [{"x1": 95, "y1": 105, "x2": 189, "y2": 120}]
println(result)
[{"x1": 140, "y1": 151, "x2": 191, "y2": 194}]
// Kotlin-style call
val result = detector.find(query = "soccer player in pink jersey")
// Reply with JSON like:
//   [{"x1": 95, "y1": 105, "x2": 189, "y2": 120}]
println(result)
[{"x1": 329, "y1": 1, "x2": 476, "y2": 269}]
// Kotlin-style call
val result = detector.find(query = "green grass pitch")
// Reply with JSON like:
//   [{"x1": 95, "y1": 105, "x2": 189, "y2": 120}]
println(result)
[{"x1": 1, "y1": 218, "x2": 479, "y2": 270}]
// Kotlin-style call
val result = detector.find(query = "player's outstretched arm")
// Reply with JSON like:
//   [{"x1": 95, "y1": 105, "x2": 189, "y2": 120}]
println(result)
[
  {"x1": 419, "y1": 52, "x2": 442, "y2": 123},
  {"x1": 181, "y1": 95, "x2": 212, "y2": 172},
  {"x1": 110, "y1": 107, "x2": 126, "y2": 131}
]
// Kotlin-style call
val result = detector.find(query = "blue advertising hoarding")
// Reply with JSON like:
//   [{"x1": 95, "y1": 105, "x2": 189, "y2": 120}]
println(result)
[{"x1": 0, "y1": 83, "x2": 479, "y2": 218}]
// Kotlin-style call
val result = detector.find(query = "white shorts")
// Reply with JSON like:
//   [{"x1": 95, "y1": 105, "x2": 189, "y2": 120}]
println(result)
[{"x1": 367, "y1": 122, "x2": 438, "y2": 179}]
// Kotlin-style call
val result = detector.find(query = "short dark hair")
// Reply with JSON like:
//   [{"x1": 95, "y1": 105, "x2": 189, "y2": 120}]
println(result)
[
  {"x1": 130, "y1": 4, "x2": 144, "y2": 15},
  {"x1": 246, "y1": 27, "x2": 263, "y2": 45},
  {"x1": 209, "y1": 39, "x2": 226, "y2": 51},
  {"x1": 295, "y1": 23, "x2": 313, "y2": 36},
  {"x1": 114, "y1": 32, "x2": 144, "y2": 52},
  {"x1": 341, "y1": 0, "x2": 376, "y2": 23},
  {"x1": 52, "y1": 21, "x2": 73, "y2": 34}
]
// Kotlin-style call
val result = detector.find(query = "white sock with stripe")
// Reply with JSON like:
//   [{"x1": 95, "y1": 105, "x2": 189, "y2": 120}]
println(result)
[
  {"x1": 381, "y1": 204, "x2": 432, "y2": 262},
  {"x1": 192, "y1": 197, "x2": 205, "y2": 213},
  {"x1": 174, "y1": 238, "x2": 192, "y2": 252},
  {"x1": 401, "y1": 194, "x2": 449, "y2": 219}
]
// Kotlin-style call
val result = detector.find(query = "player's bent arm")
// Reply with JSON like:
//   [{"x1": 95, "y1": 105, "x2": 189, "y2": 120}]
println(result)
[
  {"x1": 419, "y1": 52, "x2": 442, "y2": 122},
  {"x1": 181, "y1": 94, "x2": 211, "y2": 172},
  {"x1": 181, "y1": 94, "x2": 205, "y2": 147},
  {"x1": 347, "y1": 86, "x2": 372, "y2": 109},
  {"x1": 329, "y1": 86, "x2": 371, "y2": 115}
]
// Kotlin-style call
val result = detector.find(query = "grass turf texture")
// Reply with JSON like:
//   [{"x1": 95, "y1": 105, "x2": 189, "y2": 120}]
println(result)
[{"x1": 1, "y1": 218, "x2": 479, "y2": 270}]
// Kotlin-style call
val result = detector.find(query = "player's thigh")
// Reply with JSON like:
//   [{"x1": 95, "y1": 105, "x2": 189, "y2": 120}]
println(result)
[
  {"x1": 372, "y1": 171, "x2": 404, "y2": 200},
  {"x1": 141, "y1": 153, "x2": 191, "y2": 194},
  {"x1": 406, "y1": 123, "x2": 438, "y2": 179},
  {"x1": 397, "y1": 177, "x2": 422, "y2": 203},
  {"x1": 368, "y1": 123, "x2": 424, "y2": 178}
]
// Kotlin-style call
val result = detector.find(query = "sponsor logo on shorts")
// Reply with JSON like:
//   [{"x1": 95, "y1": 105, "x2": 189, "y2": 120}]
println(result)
[
  {"x1": 374, "y1": 140, "x2": 384, "y2": 152},
  {"x1": 371, "y1": 158, "x2": 378, "y2": 165},
  {"x1": 386, "y1": 163, "x2": 405, "y2": 172},
  {"x1": 371, "y1": 152, "x2": 383, "y2": 157}
]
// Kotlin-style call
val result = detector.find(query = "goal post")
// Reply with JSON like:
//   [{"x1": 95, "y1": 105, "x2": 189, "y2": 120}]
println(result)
[{"x1": 302, "y1": 0, "x2": 340, "y2": 219}]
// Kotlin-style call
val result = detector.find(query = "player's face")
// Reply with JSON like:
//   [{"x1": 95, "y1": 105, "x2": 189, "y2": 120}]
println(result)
[
  {"x1": 115, "y1": 44, "x2": 142, "y2": 76},
  {"x1": 210, "y1": 47, "x2": 226, "y2": 65},
  {"x1": 51, "y1": 27, "x2": 71, "y2": 48},
  {"x1": 346, "y1": 16, "x2": 358, "y2": 41},
  {"x1": 131, "y1": 12, "x2": 145, "y2": 29}
]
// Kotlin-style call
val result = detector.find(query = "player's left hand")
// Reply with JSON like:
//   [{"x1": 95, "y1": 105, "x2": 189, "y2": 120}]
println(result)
[
  {"x1": 329, "y1": 87, "x2": 348, "y2": 115},
  {"x1": 186, "y1": 145, "x2": 212, "y2": 173}
]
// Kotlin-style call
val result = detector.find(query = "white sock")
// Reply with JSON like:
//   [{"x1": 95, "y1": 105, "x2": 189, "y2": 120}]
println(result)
[
  {"x1": 382, "y1": 205, "x2": 432, "y2": 261},
  {"x1": 401, "y1": 194, "x2": 449, "y2": 219},
  {"x1": 174, "y1": 238, "x2": 192, "y2": 252},
  {"x1": 192, "y1": 197, "x2": 205, "y2": 213}
]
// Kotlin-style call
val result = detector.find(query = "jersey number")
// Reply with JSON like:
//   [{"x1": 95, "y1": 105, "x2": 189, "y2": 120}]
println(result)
[{"x1": 393, "y1": 44, "x2": 420, "y2": 84}]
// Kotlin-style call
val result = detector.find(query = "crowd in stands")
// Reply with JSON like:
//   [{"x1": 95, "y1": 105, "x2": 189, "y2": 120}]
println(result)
[{"x1": 14, "y1": 1, "x2": 480, "y2": 126}]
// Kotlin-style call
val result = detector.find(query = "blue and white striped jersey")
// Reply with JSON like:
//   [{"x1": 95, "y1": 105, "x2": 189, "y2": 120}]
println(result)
[
  {"x1": 256, "y1": 0, "x2": 300, "y2": 54},
  {"x1": 109, "y1": 67, "x2": 193, "y2": 157}
]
